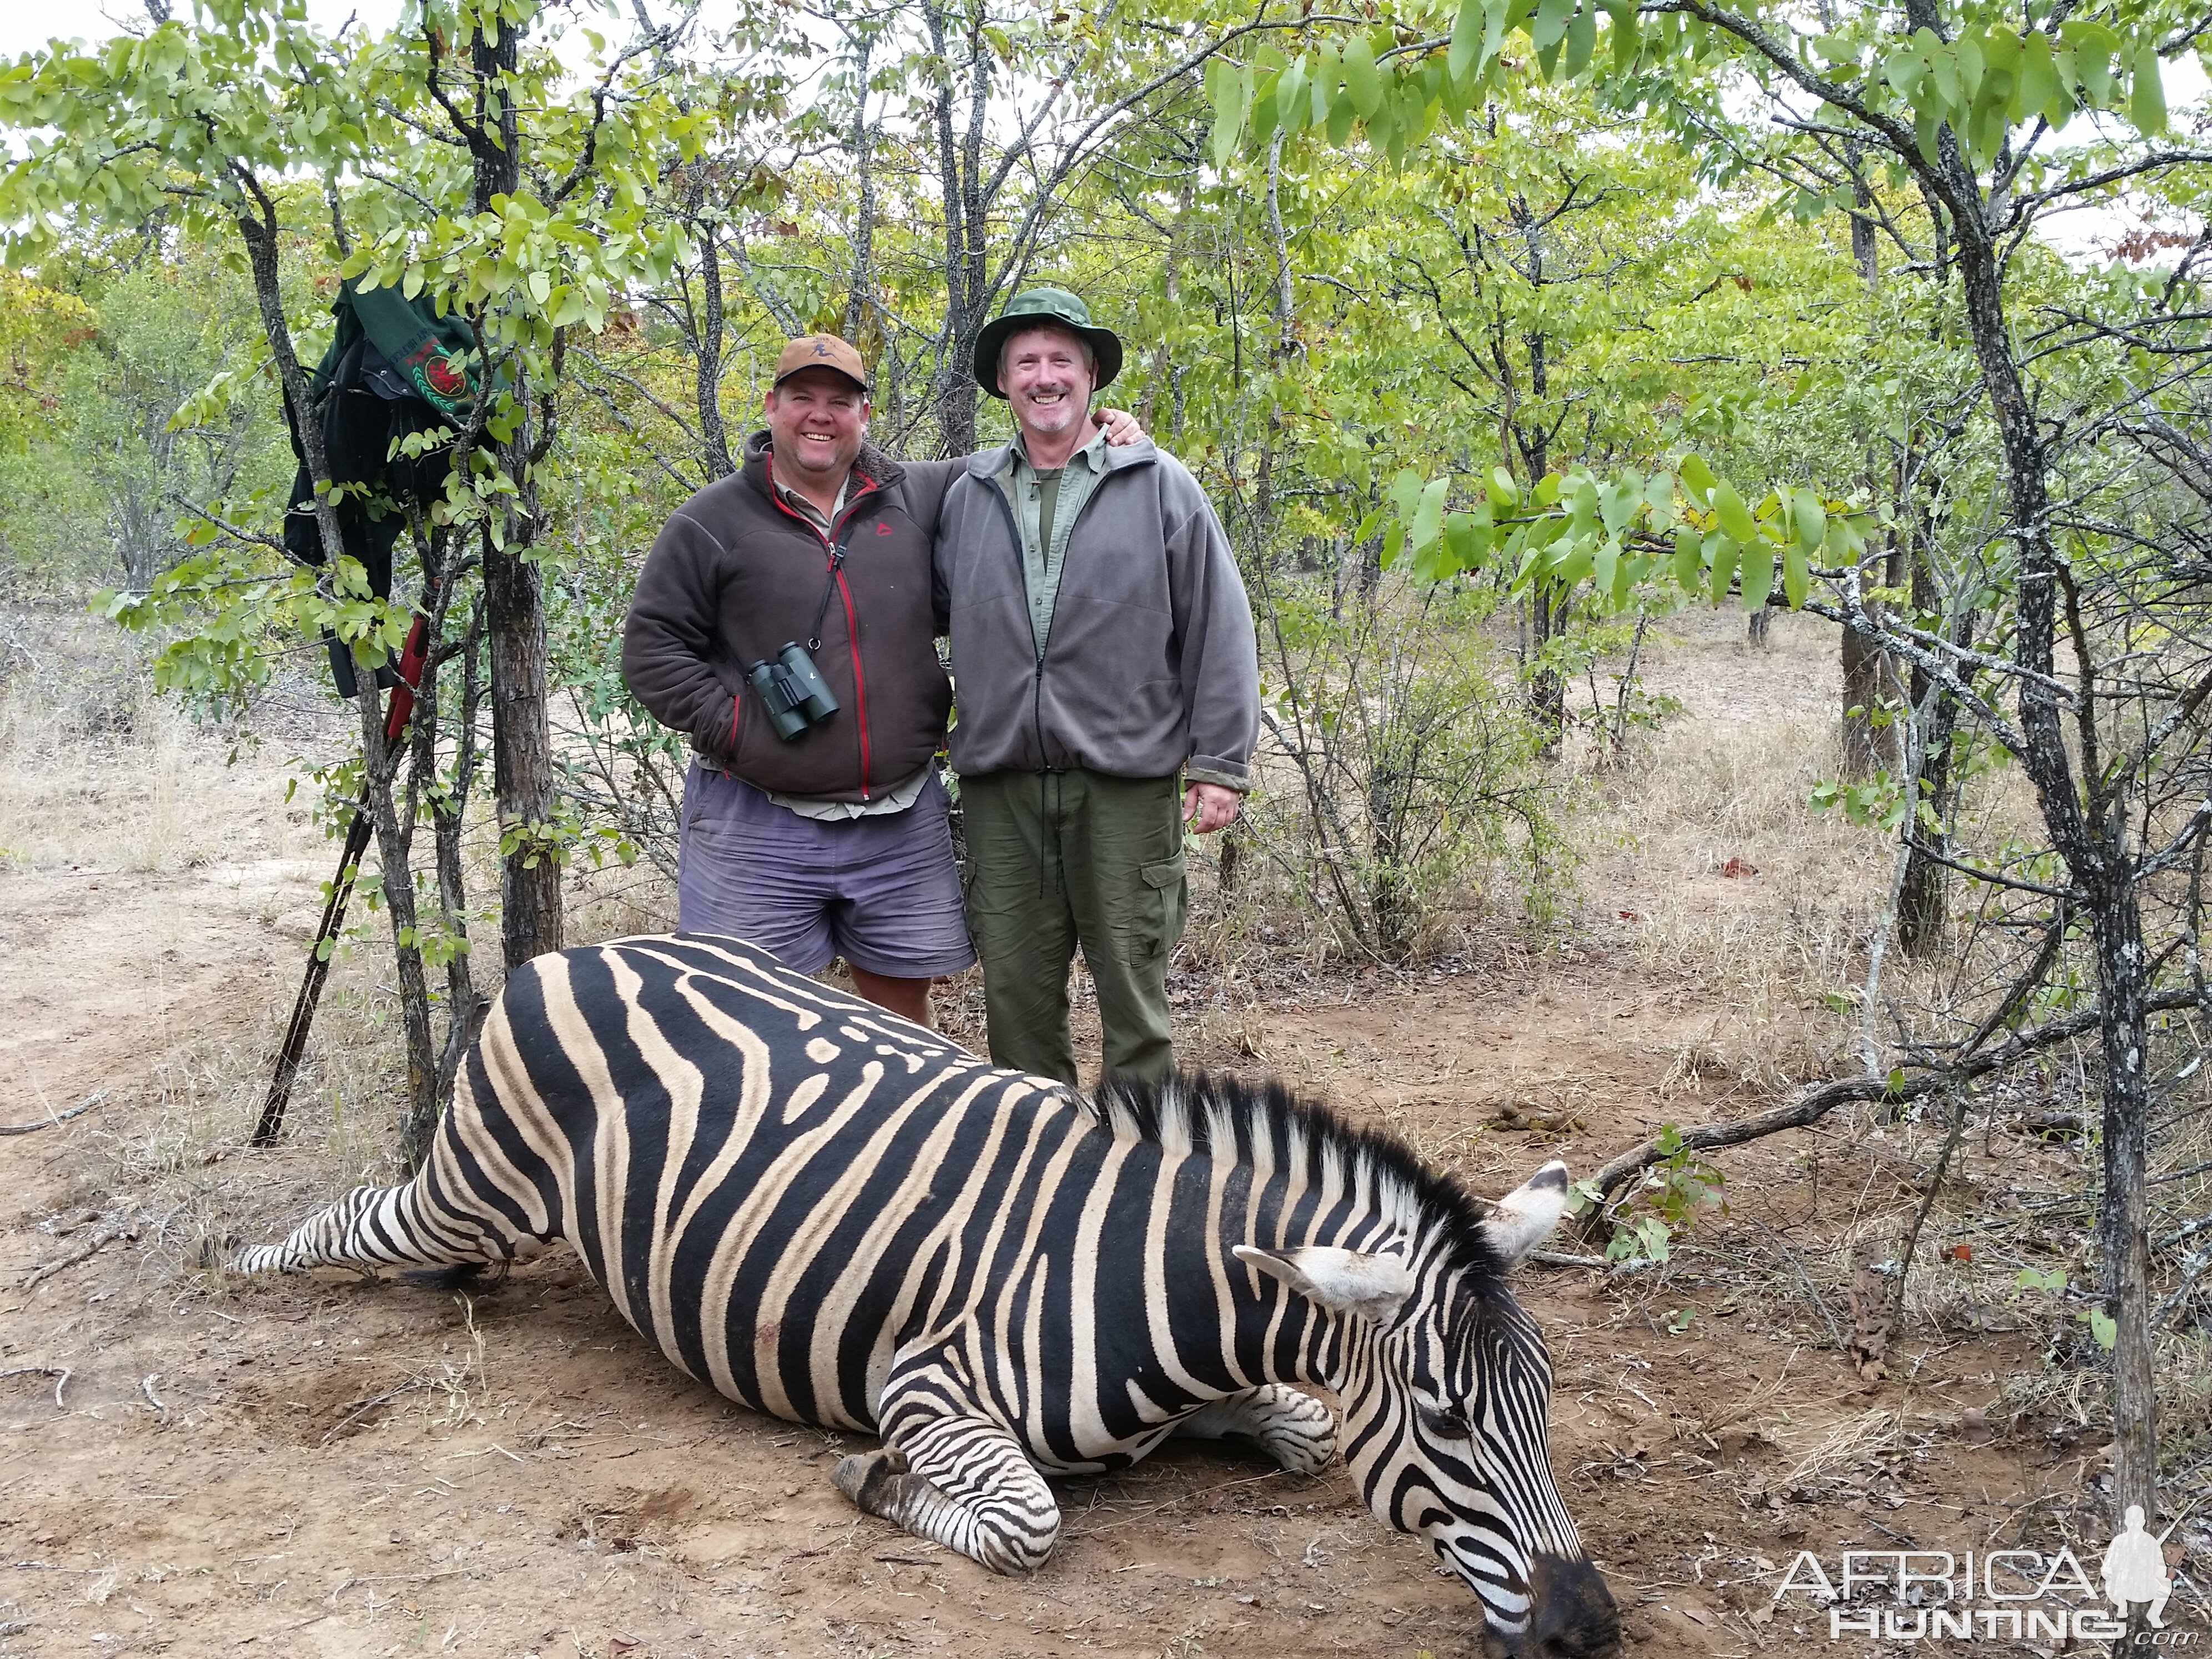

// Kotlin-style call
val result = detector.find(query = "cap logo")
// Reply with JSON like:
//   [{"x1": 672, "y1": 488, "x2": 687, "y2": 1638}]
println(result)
[{"x1": 813, "y1": 340, "x2": 833, "y2": 356}]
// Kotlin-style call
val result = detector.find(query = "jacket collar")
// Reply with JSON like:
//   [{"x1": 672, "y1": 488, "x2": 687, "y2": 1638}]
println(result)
[
  {"x1": 967, "y1": 433, "x2": 1156, "y2": 480},
  {"x1": 741, "y1": 429, "x2": 906, "y2": 506}
]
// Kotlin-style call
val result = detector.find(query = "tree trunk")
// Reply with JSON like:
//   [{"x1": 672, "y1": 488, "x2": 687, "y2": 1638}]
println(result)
[
  {"x1": 401, "y1": 522, "x2": 486, "y2": 1169},
  {"x1": 842, "y1": 33, "x2": 877, "y2": 348},
  {"x1": 1530, "y1": 584, "x2": 1566, "y2": 753},
  {"x1": 471, "y1": 14, "x2": 564, "y2": 970},
  {"x1": 926, "y1": 0, "x2": 988, "y2": 458},
  {"x1": 1139, "y1": 174, "x2": 1196, "y2": 435},
  {"x1": 1838, "y1": 545, "x2": 1901, "y2": 778},
  {"x1": 694, "y1": 222, "x2": 733, "y2": 481},
  {"x1": 1897, "y1": 562, "x2": 1967, "y2": 957},
  {"x1": 1838, "y1": 165, "x2": 1898, "y2": 778},
  {"x1": 2093, "y1": 874, "x2": 2159, "y2": 1543},
  {"x1": 1949, "y1": 184, "x2": 2156, "y2": 1535}
]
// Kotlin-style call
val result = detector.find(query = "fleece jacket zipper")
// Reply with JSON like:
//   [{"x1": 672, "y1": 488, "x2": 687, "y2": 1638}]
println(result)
[
  {"x1": 987, "y1": 453, "x2": 1124, "y2": 775},
  {"x1": 767, "y1": 461, "x2": 878, "y2": 798}
]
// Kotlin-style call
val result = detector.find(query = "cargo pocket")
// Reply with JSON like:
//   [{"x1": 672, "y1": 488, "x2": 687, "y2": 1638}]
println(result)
[{"x1": 1133, "y1": 853, "x2": 1188, "y2": 961}]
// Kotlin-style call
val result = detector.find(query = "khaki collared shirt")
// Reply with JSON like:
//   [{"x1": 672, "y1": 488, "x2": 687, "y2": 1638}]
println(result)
[
  {"x1": 776, "y1": 474, "x2": 848, "y2": 535},
  {"x1": 1009, "y1": 426, "x2": 1109, "y2": 658}
]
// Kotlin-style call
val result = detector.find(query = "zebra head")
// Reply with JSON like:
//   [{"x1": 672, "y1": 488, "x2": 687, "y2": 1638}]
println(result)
[{"x1": 1236, "y1": 1159, "x2": 1620, "y2": 1658}]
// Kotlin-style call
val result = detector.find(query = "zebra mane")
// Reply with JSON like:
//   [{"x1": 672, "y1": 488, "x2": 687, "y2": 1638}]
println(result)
[{"x1": 1088, "y1": 1069, "x2": 1506, "y2": 1285}]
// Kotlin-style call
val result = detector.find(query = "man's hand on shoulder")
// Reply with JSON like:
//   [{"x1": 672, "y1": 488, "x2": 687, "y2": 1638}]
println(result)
[
  {"x1": 1183, "y1": 782, "x2": 1240, "y2": 834},
  {"x1": 1094, "y1": 406, "x2": 1146, "y2": 447}
]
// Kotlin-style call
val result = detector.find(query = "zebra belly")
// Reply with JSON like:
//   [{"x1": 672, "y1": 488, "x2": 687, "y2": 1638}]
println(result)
[{"x1": 475, "y1": 937, "x2": 1097, "y2": 1437}]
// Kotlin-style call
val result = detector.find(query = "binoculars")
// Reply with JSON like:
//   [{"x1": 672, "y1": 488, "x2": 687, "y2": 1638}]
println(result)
[{"x1": 745, "y1": 641, "x2": 840, "y2": 742}]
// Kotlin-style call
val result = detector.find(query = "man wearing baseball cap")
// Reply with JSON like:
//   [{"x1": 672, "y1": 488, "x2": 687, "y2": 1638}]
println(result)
[
  {"x1": 621, "y1": 333, "x2": 1139, "y2": 1026},
  {"x1": 936, "y1": 288, "x2": 1259, "y2": 1083}
]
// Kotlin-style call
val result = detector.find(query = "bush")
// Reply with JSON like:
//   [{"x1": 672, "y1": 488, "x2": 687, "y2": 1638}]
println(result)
[{"x1": 1226, "y1": 573, "x2": 1567, "y2": 964}]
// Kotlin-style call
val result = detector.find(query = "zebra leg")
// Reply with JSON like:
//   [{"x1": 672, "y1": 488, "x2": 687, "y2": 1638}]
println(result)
[
  {"x1": 232, "y1": 1172, "x2": 531, "y2": 1277},
  {"x1": 834, "y1": 1412, "x2": 1060, "y2": 1576},
  {"x1": 1172, "y1": 1383, "x2": 1338, "y2": 1474}
]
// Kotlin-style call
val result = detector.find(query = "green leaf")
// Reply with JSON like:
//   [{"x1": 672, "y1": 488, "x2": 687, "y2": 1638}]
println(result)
[
  {"x1": 1738, "y1": 537, "x2": 1773, "y2": 612},
  {"x1": 1711, "y1": 480, "x2": 1756, "y2": 543},
  {"x1": 1448, "y1": 0, "x2": 1486, "y2": 80},
  {"x1": 1530, "y1": 0, "x2": 1576, "y2": 52},
  {"x1": 1343, "y1": 35, "x2": 1382, "y2": 118},
  {"x1": 1479, "y1": 0, "x2": 1512, "y2": 73},
  {"x1": 2072, "y1": 25, "x2": 2115, "y2": 103},
  {"x1": 2130, "y1": 44, "x2": 2165, "y2": 134},
  {"x1": 1562, "y1": 1, "x2": 1597, "y2": 78},
  {"x1": 2016, "y1": 31, "x2": 2058, "y2": 124},
  {"x1": 1607, "y1": 1, "x2": 1640, "y2": 71},
  {"x1": 1931, "y1": 43, "x2": 1962, "y2": 110},
  {"x1": 1208, "y1": 58, "x2": 1246, "y2": 167},
  {"x1": 1782, "y1": 539, "x2": 1809, "y2": 609},
  {"x1": 1489, "y1": 466, "x2": 1520, "y2": 506},
  {"x1": 1326, "y1": 84, "x2": 1357, "y2": 144},
  {"x1": 1381, "y1": 520, "x2": 1407, "y2": 566},
  {"x1": 1411, "y1": 474, "x2": 1449, "y2": 550},
  {"x1": 1355, "y1": 507, "x2": 1384, "y2": 541},
  {"x1": 1443, "y1": 509, "x2": 1490, "y2": 570},
  {"x1": 1793, "y1": 488, "x2": 1827, "y2": 552},
  {"x1": 1670, "y1": 525, "x2": 1701, "y2": 590},
  {"x1": 1311, "y1": 45, "x2": 1340, "y2": 127},
  {"x1": 1389, "y1": 466, "x2": 1425, "y2": 519},
  {"x1": 1677, "y1": 454, "x2": 1716, "y2": 504},
  {"x1": 1275, "y1": 59, "x2": 1309, "y2": 132},
  {"x1": 1708, "y1": 532, "x2": 1739, "y2": 604},
  {"x1": 2089, "y1": 1308, "x2": 2117, "y2": 1350}
]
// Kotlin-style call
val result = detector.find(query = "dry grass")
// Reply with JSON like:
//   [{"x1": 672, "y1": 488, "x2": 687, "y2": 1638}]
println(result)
[
  {"x1": 1575, "y1": 609, "x2": 1887, "y2": 1088},
  {"x1": 0, "y1": 630, "x2": 236, "y2": 875}
]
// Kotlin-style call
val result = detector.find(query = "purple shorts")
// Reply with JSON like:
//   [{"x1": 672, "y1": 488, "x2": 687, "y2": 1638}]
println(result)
[{"x1": 675, "y1": 761, "x2": 977, "y2": 979}]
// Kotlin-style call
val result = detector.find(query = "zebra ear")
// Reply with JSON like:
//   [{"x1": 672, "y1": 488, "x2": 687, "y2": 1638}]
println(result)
[
  {"x1": 1482, "y1": 1159, "x2": 1571, "y2": 1267},
  {"x1": 1233, "y1": 1243, "x2": 1415, "y2": 1325}
]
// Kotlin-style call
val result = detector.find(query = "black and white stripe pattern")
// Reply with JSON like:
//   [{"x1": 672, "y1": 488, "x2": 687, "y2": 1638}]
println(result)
[{"x1": 238, "y1": 936, "x2": 1618, "y2": 1654}]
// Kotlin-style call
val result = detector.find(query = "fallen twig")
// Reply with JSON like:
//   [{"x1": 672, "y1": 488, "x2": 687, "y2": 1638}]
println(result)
[
  {"x1": 1591, "y1": 987, "x2": 2206, "y2": 1204},
  {"x1": 0, "y1": 1089, "x2": 108, "y2": 1136},
  {"x1": 1754, "y1": 1221, "x2": 1847, "y2": 1351},
  {"x1": 1527, "y1": 1248, "x2": 1610, "y2": 1270},
  {"x1": 0, "y1": 1365, "x2": 72, "y2": 1408},
  {"x1": 21, "y1": 1226, "x2": 130, "y2": 1290}
]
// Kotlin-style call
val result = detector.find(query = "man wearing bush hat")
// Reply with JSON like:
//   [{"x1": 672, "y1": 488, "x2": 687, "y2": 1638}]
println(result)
[
  {"x1": 936, "y1": 286, "x2": 1259, "y2": 1083},
  {"x1": 622, "y1": 331, "x2": 1141, "y2": 1028}
]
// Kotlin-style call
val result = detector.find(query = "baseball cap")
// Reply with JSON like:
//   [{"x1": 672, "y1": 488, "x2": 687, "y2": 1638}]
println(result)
[{"x1": 772, "y1": 334, "x2": 871, "y2": 394}]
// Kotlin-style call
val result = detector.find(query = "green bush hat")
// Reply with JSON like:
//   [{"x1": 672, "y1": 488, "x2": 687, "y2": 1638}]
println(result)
[{"x1": 972, "y1": 286, "x2": 1123, "y2": 399}]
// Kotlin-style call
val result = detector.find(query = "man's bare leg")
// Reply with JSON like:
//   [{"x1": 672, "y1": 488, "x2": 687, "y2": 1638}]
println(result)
[{"x1": 848, "y1": 966, "x2": 933, "y2": 1027}]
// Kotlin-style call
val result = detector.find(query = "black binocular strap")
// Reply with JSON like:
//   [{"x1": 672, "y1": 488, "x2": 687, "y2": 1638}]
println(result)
[{"x1": 805, "y1": 525, "x2": 857, "y2": 652}]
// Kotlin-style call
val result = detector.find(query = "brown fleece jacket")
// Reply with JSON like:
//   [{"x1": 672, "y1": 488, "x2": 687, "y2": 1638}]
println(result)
[{"x1": 621, "y1": 433, "x2": 961, "y2": 802}]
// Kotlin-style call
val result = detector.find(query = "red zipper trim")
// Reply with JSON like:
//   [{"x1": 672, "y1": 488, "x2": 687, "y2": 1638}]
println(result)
[
  {"x1": 762, "y1": 454, "x2": 879, "y2": 795},
  {"x1": 838, "y1": 570, "x2": 871, "y2": 795}
]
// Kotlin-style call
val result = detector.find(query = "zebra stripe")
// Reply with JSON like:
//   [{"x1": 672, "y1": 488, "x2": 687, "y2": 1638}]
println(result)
[{"x1": 237, "y1": 936, "x2": 1619, "y2": 1655}]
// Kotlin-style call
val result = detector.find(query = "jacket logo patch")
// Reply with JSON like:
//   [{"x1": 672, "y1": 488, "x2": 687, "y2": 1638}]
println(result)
[{"x1": 877, "y1": 523, "x2": 893, "y2": 535}]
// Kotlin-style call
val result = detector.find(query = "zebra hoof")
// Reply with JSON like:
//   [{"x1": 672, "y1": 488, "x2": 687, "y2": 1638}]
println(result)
[{"x1": 833, "y1": 1446, "x2": 911, "y2": 1512}]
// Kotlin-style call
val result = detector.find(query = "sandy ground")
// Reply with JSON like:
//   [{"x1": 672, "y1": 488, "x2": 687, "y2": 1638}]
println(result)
[{"x1": 0, "y1": 609, "x2": 2186, "y2": 1658}]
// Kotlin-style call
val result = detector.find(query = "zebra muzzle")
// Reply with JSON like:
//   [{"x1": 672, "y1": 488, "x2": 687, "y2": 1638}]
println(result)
[{"x1": 1499, "y1": 1552, "x2": 1622, "y2": 1659}]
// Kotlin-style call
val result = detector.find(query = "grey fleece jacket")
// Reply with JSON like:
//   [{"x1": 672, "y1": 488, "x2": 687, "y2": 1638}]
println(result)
[{"x1": 935, "y1": 436, "x2": 1259, "y2": 790}]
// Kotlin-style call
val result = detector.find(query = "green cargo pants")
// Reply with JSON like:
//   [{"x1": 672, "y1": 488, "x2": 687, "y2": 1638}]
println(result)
[{"x1": 960, "y1": 767, "x2": 1187, "y2": 1085}]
